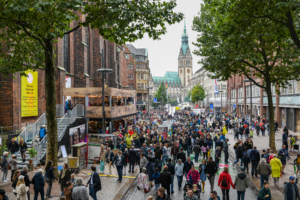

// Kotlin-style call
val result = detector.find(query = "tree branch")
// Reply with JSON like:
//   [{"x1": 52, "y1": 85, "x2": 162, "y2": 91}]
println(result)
[
  {"x1": 286, "y1": 9, "x2": 300, "y2": 50},
  {"x1": 240, "y1": 60, "x2": 266, "y2": 75}
]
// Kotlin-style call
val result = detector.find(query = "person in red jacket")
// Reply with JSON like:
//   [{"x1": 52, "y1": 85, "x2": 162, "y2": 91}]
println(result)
[{"x1": 218, "y1": 167, "x2": 235, "y2": 200}]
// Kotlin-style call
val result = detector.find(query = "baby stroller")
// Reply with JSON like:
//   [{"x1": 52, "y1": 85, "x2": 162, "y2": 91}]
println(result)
[{"x1": 183, "y1": 178, "x2": 201, "y2": 198}]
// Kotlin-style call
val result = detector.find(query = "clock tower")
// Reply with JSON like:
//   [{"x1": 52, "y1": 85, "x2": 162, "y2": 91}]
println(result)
[{"x1": 178, "y1": 20, "x2": 193, "y2": 87}]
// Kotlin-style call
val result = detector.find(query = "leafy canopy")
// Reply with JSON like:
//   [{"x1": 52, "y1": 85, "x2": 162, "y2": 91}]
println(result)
[
  {"x1": 191, "y1": 85, "x2": 206, "y2": 103},
  {"x1": 152, "y1": 82, "x2": 168, "y2": 107}
]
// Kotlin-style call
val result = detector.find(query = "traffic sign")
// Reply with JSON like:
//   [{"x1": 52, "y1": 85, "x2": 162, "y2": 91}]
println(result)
[{"x1": 153, "y1": 98, "x2": 158, "y2": 103}]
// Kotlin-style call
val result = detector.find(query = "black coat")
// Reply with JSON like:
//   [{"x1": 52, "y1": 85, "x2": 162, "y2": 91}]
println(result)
[
  {"x1": 128, "y1": 149, "x2": 137, "y2": 163},
  {"x1": 21, "y1": 171, "x2": 31, "y2": 188},
  {"x1": 87, "y1": 171, "x2": 101, "y2": 191},
  {"x1": 59, "y1": 169, "x2": 71, "y2": 192},
  {"x1": 176, "y1": 151, "x2": 186, "y2": 163},
  {"x1": 166, "y1": 163, "x2": 175, "y2": 175},
  {"x1": 8, "y1": 142, "x2": 19, "y2": 153},
  {"x1": 236, "y1": 146, "x2": 243, "y2": 159},
  {"x1": 159, "y1": 170, "x2": 172, "y2": 186},
  {"x1": 206, "y1": 161, "x2": 218, "y2": 176}
]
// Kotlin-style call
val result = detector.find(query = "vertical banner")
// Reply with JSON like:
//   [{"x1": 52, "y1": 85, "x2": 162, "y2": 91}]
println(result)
[
  {"x1": 214, "y1": 79, "x2": 218, "y2": 94},
  {"x1": 21, "y1": 70, "x2": 38, "y2": 117}
]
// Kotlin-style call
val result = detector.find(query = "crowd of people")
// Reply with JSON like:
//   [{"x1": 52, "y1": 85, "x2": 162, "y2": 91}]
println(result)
[{"x1": 1, "y1": 109, "x2": 300, "y2": 200}]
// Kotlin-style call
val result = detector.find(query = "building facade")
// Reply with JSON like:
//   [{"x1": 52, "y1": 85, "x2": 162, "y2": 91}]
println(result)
[{"x1": 126, "y1": 44, "x2": 150, "y2": 111}]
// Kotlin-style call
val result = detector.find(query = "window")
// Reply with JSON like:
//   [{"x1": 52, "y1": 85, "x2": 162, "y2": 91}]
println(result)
[
  {"x1": 141, "y1": 83, "x2": 144, "y2": 90},
  {"x1": 130, "y1": 74, "x2": 133, "y2": 80},
  {"x1": 222, "y1": 85, "x2": 227, "y2": 91},
  {"x1": 138, "y1": 83, "x2": 140, "y2": 89},
  {"x1": 138, "y1": 73, "x2": 140, "y2": 79},
  {"x1": 231, "y1": 89, "x2": 236, "y2": 98},
  {"x1": 252, "y1": 85, "x2": 255, "y2": 97},
  {"x1": 141, "y1": 73, "x2": 144, "y2": 80},
  {"x1": 271, "y1": 84, "x2": 276, "y2": 95},
  {"x1": 127, "y1": 64, "x2": 131, "y2": 69},
  {"x1": 296, "y1": 81, "x2": 300, "y2": 94},
  {"x1": 287, "y1": 82, "x2": 294, "y2": 94},
  {"x1": 238, "y1": 88, "x2": 243, "y2": 98},
  {"x1": 145, "y1": 74, "x2": 147, "y2": 80},
  {"x1": 246, "y1": 86, "x2": 250, "y2": 97},
  {"x1": 255, "y1": 85, "x2": 259, "y2": 96}
]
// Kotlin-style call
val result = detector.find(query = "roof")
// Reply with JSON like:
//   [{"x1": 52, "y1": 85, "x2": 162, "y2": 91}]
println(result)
[
  {"x1": 152, "y1": 71, "x2": 182, "y2": 87},
  {"x1": 181, "y1": 20, "x2": 189, "y2": 56},
  {"x1": 126, "y1": 44, "x2": 147, "y2": 56}
]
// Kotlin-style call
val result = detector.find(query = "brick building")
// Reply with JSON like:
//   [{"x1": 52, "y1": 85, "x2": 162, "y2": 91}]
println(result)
[{"x1": 0, "y1": 13, "x2": 129, "y2": 129}]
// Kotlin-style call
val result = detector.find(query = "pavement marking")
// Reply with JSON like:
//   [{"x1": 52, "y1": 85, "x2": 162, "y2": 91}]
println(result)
[{"x1": 87, "y1": 173, "x2": 136, "y2": 179}]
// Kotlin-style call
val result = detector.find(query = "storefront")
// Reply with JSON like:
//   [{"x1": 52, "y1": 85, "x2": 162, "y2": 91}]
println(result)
[
  {"x1": 136, "y1": 101, "x2": 147, "y2": 111},
  {"x1": 296, "y1": 109, "x2": 300, "y2": 132}
]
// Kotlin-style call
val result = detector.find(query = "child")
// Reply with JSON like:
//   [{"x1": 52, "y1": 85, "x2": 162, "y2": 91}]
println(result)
[
  {"x1": 70, "y1": 173, "x2": 77, "y2": 187},
  {"x1": 294, "y1": 154, "x2": 300, "y2": 175},
  {"x1": 192, "y1": 184, "x2": 200, "y2": 199},
  {"x1": 249, "y1": 128, "x2": 253, "y2": 138},
  {"x1": 242, "y1": 149, "x2": 250, "y2": 173},
  {"x1": 290, "y1": 135, "x2": 296, "y2": 152},
  {"x1": 152, "y1": 167, "x2": 160, "y2": 192}
]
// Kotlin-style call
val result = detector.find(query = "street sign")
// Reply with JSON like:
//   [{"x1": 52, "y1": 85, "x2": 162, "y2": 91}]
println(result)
[
  {"x1": 233, "y1": 105, "x2": 236, "y2": 108},
  {"x1": 210, "y1": 104, "x2": 213, "y2": 109},
  {"x1": 153, "y1": 98, "x2": 158, "y2": 103}
]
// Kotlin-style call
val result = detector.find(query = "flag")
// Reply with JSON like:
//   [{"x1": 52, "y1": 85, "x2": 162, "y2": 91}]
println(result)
[
  {"x1": 165, "y1": 82, "x2": 168, "y2": 88},
  {"x1": 214, "y1": 79, "x2": 218, "y2": 94}
]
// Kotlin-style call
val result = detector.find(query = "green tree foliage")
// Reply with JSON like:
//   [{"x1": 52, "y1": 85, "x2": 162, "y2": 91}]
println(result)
[
  {"x1": 0, "y1": 0, "x2": 183, "y2": 168},
  {"x1": 152, "y1": 82, "x2": 168, "y2": 108},
  {"x1": 169, "y1": 98, "x2": 178, "y2": 107},
  {"x1": 191, "y1": 85, "x2": 206, "y2": 103},
  {"x1": 192, "y1": 0, "x2": 300, "y2": 151}
]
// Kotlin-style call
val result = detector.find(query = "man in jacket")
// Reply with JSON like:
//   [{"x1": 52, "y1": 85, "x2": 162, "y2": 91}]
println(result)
[
  {"x1": 171, "y1": 141, "x2": 179, "y2": 165},
  {"x1": 8, "y1": 138, "x2": 19, "y2": 155},
  {"x1": 209, "y1": 191, "x2": 221, "y2": 200},
  {"x1": 184, "y1": 188, "x2": 199, "y2": 200},
  {"x1": 154, "y1": 143, "x2": 163, "y2": 163},
  {"x1": 21, "y1": 166, "x2": 31, "y2": 200},
  {"x1": 278, "y1": 145, "x2": 290, "y2": 174},
  {"x1": 166, "y1": 158, "x2": 175, "y2": 194},
  {"x1": 257, "y1": 158, "x2": 272, "y2": 188},
  {"x1": 72, "y1": 177, "x2": 89, "y2": 200},
  {"x1": 31, "y1": 169, "x2": 45, "y2": 200},
  {"x1": 113, "y1": 150, "x2": 126, "y2": 183},
  {"x1": 223, "y1": 139, "x2": 229, "y2": 164},
  {"x1": 159, "y1": 165, "x2": 172, "y2": 197},
  {"x1": 192, "y1": 143, "x2": 201, "y2": 162},
  {"x1": 39, "y1": 125, "x2": 47, "y2": 141},
  {"x1": 177, "y1": 147, "x2": 186, "y2": 163},
  {"x1": 106, "y1": 147, "x2": 114, "y2": 175},
  {"x1": 0, "y1": 189, "x2": 9, "y2": 200},
  {"x1": 128, "y1": 146, "x2": 136, "y2": 173},
  {"x1": 86, "y1": 165, "x2": 101, "y2": 200},
  {"x1": 183, "y1": 157, "x2": 194, "y2": 178},
  {"x1": 283, "y1": 176, "x2": 300, "y2": 200},
  {"x1": 234, "y1": 166, "x2": 249, "y2": 200},
  {"x1": 206, "y1": 156, "x2": 218, "y2": 192},
  {"x1": 250, "y1": 146, "x2": 260, "y2": 177},
  {"x1": 175, "y1": 159, "x2": 184, "y2": 190},
  {"x1": 147, "y1": 148, "x2": 155, "y2": 161}
]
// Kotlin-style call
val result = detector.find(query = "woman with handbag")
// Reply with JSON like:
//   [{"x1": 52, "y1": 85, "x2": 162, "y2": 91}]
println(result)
[
  {"x1": 19, "y1": 139, "x2": 28, "y2": 162},
  {"x1": 59, "y1": 163, "x2": 71, "y2": 196},
  {"x1": 45, "y1": 160, "x2": 56, "y2": 198},
  {"x1": 99, "y1": 145, "x2": 106, "y2": 174},
  {"x1": 137, "y1": 167, "x2": 149, "y2": 200}
]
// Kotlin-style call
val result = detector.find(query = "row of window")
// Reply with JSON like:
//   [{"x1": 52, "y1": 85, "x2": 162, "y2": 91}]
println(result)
[
  {"x1": 137, "y1": 83, "x2": 148, "y2": 90},
  {"x1": 135, "y1": 55, "x2": 146, "y2": 61},
  {"x1": 138, "y1": 73, "x2": 148, "y2": 80},
  {"x1": 128, "y1": 74, "x2": 133, "y2": 80},
  {"x1": 136, "y1": 64, "x2": 147, "y2": 69},
  {"x1": 127, "y1": 64, "x2": 133, "y2": 69}
]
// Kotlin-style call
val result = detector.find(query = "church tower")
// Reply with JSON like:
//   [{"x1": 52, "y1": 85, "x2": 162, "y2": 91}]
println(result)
[{"x1": 178, "y1": 20, "x2": 193, "y2": 87}]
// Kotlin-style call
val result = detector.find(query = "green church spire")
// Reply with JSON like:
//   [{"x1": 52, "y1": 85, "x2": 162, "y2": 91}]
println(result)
[{"x1": 181, "y1": 19, "x2": 189, "y2": 56}]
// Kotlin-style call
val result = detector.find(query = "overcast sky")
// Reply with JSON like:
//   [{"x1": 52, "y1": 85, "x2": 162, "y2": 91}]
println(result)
[{"x1": 131, "y1": 0, "x2": 203, "y2": 77}]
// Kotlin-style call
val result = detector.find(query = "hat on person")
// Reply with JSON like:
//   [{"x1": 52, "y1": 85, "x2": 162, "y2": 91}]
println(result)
[
  {"x1": 18, "y1": 175, "x2": 25, "y2": 180},
  {"x1": 289, "y1": 176, "x2": 295, "y2": 180},
  {"x1": 240, "y1": 166, "x2": 245, "y2": 171},
  {"x1": 11, "y1": 154, "x2": 16, "y2": 158},
  {"x1": 147, "y1": 148, "x2": 151, "y2": 151}
]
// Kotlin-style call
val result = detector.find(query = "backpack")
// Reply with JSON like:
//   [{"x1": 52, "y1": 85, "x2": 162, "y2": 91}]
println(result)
[
  {"x1": 221, "y1": 177, "x2": 228, "y2": 188},
  {"x1": 277, "y1": 149, "x2": 283, "y2": 159},
  {"x1": 261, "y1": 126, "x2": 265, "y2": 131},
  {"x1": 256, "y1": 124, "x2": 260, "y2": 130}
]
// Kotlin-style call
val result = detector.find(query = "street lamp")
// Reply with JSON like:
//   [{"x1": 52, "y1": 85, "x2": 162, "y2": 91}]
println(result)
[
  {"x1": 97, "y1": 68, "x2": 114, "y2": 134},
  {"x1": 219, "y1": 90, "x2": 224, "y2": 114},
  {"x1": 244, "y1": 81, "x2": 252, "y2": 125},
  {"x1": 146, "y1": 86, "x2": 153, "y2": 119}
]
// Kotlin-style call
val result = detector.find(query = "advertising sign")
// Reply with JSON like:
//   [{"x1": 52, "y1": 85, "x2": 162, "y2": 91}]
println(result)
[{"x1": 21, "y1": 70, "x2": 38, "y2": 117}]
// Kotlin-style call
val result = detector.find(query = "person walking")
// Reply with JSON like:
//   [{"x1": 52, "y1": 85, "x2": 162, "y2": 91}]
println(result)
[
  {"x1": 175, "y1": 159, "x2": 184, "y2": 190},
  {"x1": 86, "y1": 165, "x2": 101, "y2": 200},
  {"x1": 234, "y1": 167, "x2": 249, "y2": 200},
  {"x1": 206, "y1": 156, "x2": 218, "y2": 192},
  {"x1": 269, "y1": 154, "x2": 282, "y2": 188},
  {"x1": 199, "y1": 159, "x2": 207, "y2": 193},
  {"x1": 20, "y1": 166, "x2": 31, "y2": 200},
  {"x1": 128, "y1": 146, "x2": 137, "y2": 173},
  {"x1": 31, "y1": 136, "x2": 40, "y2": 149},
  {"x1": 31, "y1": 169, "x2": 45, "y2": 200},
  {"x1": 166, "y1": 158, "x2": 175, "y2": 194},
  {"x1": 192, "y1": 143, "x2": 201, "y2": 163},
  {"x1": 123, "y1": 148, "x2": 129, "y2": 175},
  {"x1": 177, "y1": 147, "x2": 186, "y2": 163},
  {"x1": 155, "y1": 187, "x2": 170, "y2": 200},
  {"x1": 137, "y1": 168, "x2": 149, "y2": 199},
  {"x1": 223, "y1": 139, "x2": 229, "y2": 164},
  {"x1": 153, "y1": 168, "x2": 161, "y2": 192},
  {"x1": 215, "y1": 146, "x2": 222, "y2": 169},
  {"x1": 250, "y1": 146, "x2": 260, "y2": 178},
  {"x1": 113, "y1": 150, "x2": 126, "y2": 183},
  {"x1": 146, "y1": 158, "x2": 155, "y2": 188},
  {"x1": 0, "y1": 189, "x2": 9, "y2": 200},
  {"x1": 257, "y1": 158, "x2": 272, "y2": 188},
  {"x1": 183, "y1": 157, "x2": 194, "y2": 179},
  {"x1": 12, "y1": 170, "x2": 20, "y2": 196},
  {"x1": 159, "y1": 165, "x2": 172, "y2": 197},
  {"x1": 283, "y1": 176, "x2": 300, "y2": 200},
  {"x1": 72, "y1": 177, "x2": 89, "y2": 200},
  {"x1": 233, "y1": 144, "x2": 243, "y2": 166},
  {"x1": 278, "y1": 145, "x2": 290, "y2": 174},
  {"x1": 171, "y1": 141, "x2": 179, "y2": 165},
  {"x1": 258, "y1": 181, "x2": 271, "y2": 200},
  {"x1": 106, "y1": 147, "x2": 114, "y2": 175},
  {"x1": 16, "y1": 175, "x2": 28, "y2": 200},
  {"x1": 45, "y1": 160, "x2": 56, "y2": 198},
  {"x1": 19, "y1": 139, "x2": 28, "y2": 162},
  {"x1": 139, "y1": 153, "x2": 148, "y2": 173},
  {"x1": 8, "y1": 154, "x2": 17, "y2": 182},
  {"x1": 59, "y1": 163, "x2": 71, "y2": 196},
  {"x1": 99, "y1": 145, "x2": 106, "y2": 174},
  {"x1": 8, "y1": 138, "x2": 19, "y2": 155},
  {"x1": 218, "y1": 167, "x2": 235, "y2": 200},
  {"x1": 0, "y1": 152, "x2": 9, "y2": 183}
]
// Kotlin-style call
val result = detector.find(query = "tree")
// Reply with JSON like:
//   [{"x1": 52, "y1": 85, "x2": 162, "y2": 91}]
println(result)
[
  {"x1": 0, "y1": 0, "x2": 183, "y2": 170},
  {"x1": 193, "y1": 0, "x2": 300, "y2": 151},
  {"x1": 152, "y1": 82, "x2": 168, "y2": 108},
  {"x1": 191, "y1": 85, "x2": 206, "y2": 103},
  {"x1": 169, "y1": 98, "x2": 178, "y2": 107}
]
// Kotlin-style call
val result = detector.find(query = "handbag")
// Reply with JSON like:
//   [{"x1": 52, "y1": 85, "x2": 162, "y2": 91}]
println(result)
[
  {"x1": 144, "y1": 187, "x2": 149, "y2": 193},
  {"x1": 7, "y1": 164, "x2": 11, "y2": 170}
]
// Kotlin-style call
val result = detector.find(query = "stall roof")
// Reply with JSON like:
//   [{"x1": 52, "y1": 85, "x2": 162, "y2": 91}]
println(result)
[{"x1": 63, "y1": 87, "x2": 136, "y2": 97}]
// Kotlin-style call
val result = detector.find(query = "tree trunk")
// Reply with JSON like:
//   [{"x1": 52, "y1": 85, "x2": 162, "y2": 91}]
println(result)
[
  {"x1": 266, "y1": 78, "x2": 276, "y2": 151},
  {"x1": 44, "y1": 39, "x2": 58, "y2": 174}
]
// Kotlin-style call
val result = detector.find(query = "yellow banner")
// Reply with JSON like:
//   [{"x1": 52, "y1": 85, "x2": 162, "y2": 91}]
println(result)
[
  {"x1": 21, "y1": 70, "x2": 38, "y2": 117},
  {"x1": 175, "y1": 107, "x2": 180, "y2": 110}
]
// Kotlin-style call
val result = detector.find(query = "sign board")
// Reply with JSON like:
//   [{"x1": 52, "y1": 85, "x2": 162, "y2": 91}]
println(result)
[
  {"x1": 60, "y1": 145, "x2": 68, "y2": 158},
  {"x1": 21, "y1": 70, "x2": 38, "y2": 117},
  {"x1": 233, "y1": 105, "x2": 236, "y2": 108},
  {"x1": 210, "y1": 104, "x2": 214, "y2": 109},
  {"x1": 153, "y1": 98, "x2": 158, "y2": 103}
]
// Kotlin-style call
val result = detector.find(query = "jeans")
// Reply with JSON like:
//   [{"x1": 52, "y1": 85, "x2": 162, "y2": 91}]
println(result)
[
  {"x1": 170, "y1": 175, "x2": 174, "y2": 193},
  {"x1": 251, "y1": 161, "x2": 258, "y2": 176},
  {"x1": 61, "y1": 191, "x2": 64, "y2": 196},
  {"x1": 244, "y1": 162, "x2": 249, "y2": 172},
  {"x1": 208, "y1": 175, "x2": 215, "y2": 192},
  {"x1": 237, "y1": 191, "x2": 245, "y2": 200},
  {"x1": 195, "y1": 153, "x2": 199, "y2": 162},
  {"x1": 187, "y1": 145, "x2": 191, "y2": 156},
  {"x1": 89, "y1": 185, "x2": 98, "y2": 200},
  {"x1": 260, "y1": 175, "x2": 269, "y2": 188},
  {"x1": 129, "y1": 162, "x2": 135, "y2": 172},
  {"x1": 234, "y1": 158, "x2": 243, "y2": 166},
  {"x1": 240, "y1": 134, "x2": 243, "y2": 139},
  {"x1": 34, "y1": 189, "x2": 44, "y2": 200},
  {"x1": 46, "y1": 178, "x2": 53, "y2": 197},
  {"x1": 155, "y1": 183, "x2": 160, "y2": 191},
  {"x1": 267, "y1": 130, "x2": 270, "y2": 135},
  {"x1": 117, "y1": 166, "x2": 123, "y2": 181},
  {"x1": 1, "y1": 170, "x2": 7, "y2": 181},
  {"x1": 177, "y1": 175, "x2": 183, "y2": 189},
  {"x1": 224, "y1": 151, "x2": 229, "y2": 163},
  {"x1": 172, "y1": 155, "x2": 177, "y2": 165},
  {"x1": 222, "y1": 188, "x2": 230, "y2": 200}
]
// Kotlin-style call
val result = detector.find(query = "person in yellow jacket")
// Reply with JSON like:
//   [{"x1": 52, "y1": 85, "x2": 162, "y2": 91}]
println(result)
[
  {"x1": 222, "y1": 126, "x2": 228, "y2": 135},
  {"x1": 125, "y1": 136, "x2": 132, "y2": 148},
  {"x1": 270, "y1": 154, "x2": 282, "y2": 187}
]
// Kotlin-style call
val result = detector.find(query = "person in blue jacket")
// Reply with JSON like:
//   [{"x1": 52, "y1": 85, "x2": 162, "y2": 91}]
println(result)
[
  {"x1": 31, "y1": 169, "x2": 45, "y2": 200},
  {"x1": 39, "y1": 125, "x2": 47, "y2": 141},
  {"x1": 86, "y1": 165, "x2": 101, "y2": 200}
]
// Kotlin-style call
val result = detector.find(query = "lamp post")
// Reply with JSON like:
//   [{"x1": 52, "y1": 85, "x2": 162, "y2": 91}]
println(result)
[
  {"x1": 146, "y1": 86, "x2": 153, "y2": 119},
  {"x1": 219, "y1": 90, "x2": 224, "y2": 114},
  {"x1": 244, "y1": 69, "x2": 253, "y2": 126},
  {"x1": 97, "y1": 68, "x2": 114, "y2": 134}
]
